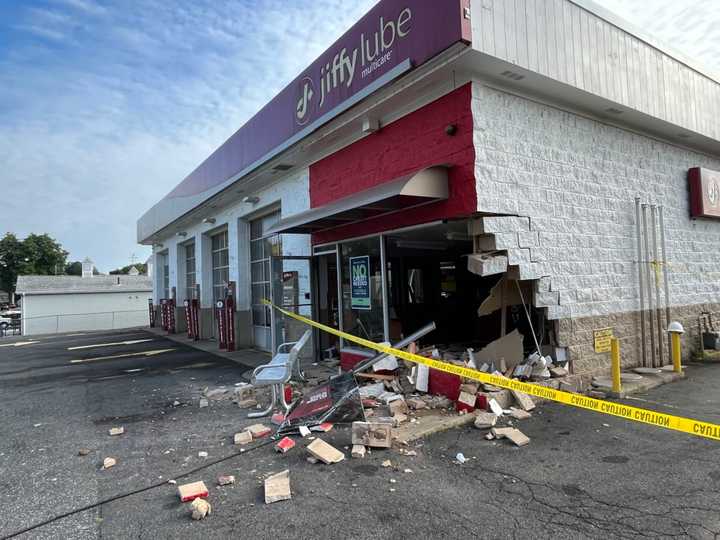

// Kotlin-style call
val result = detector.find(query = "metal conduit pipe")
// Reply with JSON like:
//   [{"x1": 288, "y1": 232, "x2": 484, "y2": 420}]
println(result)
[
  {"x1": 642, "y1": 204, "x2": 657, "y2": 367},
  {"x1": 635, "y1": 198, "x2": 647, "y2": 367},
  {"x1": 659, "y1": 206, "x2": 672, "y2": 363},
  {"x1": 651, "y1": 205, "x2": 665, "y2": 365}
]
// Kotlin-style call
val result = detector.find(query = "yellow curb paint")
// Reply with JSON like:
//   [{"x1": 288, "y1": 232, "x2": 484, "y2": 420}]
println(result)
[{"x1": 262, "y1": 299, "x2": 720, "y2": 442}]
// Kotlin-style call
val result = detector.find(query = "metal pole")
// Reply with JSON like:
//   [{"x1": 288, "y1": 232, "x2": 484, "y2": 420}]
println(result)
[
  {"x1": 659, "y1": 206, "x2": 672, "y2": 353},
  {"x1": 651, "y1": 205, "x2": 665, "y2": 366},
  {"x1": 642, "y1": 204, "x2": 657, "y2": 367},
  {"x1": 352, "y1": 322, "x2": 436, "y2": 375},
  {"x1": 635, "y1": 198, "x2": 647, "y2": 367},
  {"x1": 379, "y1": 235, "x2": 390, "y2": 343}
]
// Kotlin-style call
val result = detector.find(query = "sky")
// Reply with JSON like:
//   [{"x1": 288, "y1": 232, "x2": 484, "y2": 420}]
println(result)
[{"x1": 0, "y1": 0, "x2": 718, "y2": 272}]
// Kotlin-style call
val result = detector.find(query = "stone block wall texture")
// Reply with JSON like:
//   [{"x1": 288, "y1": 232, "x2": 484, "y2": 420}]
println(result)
[{"x1": 472, "y1": 82, "x2": 720, "y2": 372}]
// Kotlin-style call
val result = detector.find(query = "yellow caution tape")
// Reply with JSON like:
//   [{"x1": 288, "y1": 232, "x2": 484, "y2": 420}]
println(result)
[{"x1": 264, "y1": 300, "x2": 720, "y2": 442}]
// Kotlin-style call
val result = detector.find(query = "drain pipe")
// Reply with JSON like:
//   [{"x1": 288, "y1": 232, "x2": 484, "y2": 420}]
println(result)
[
  {"x1": 651, "y1": 205, "x2": 665, "y2": 366},
  {"x1": 642, "y1": 204, "x2": 657, "y2": 367},
  {"x1": 659, "y1": 205, "x2": 672, "y2": 362},
  {"x1": 635, "y1": 198, "x2": 647, "y2": 367}
]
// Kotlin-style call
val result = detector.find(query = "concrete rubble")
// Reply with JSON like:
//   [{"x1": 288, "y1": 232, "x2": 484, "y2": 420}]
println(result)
[
  {"x1": 264, "y1": 470, "x2": 291, "y2": 504},
  {"x1": 190, "y1": 498, "x2": 211, "y2": 520}
]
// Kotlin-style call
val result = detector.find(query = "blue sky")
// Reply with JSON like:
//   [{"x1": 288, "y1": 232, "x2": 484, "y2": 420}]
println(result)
[{"x1": 0, "y1": 0, "x2": 718, "y2": 272}]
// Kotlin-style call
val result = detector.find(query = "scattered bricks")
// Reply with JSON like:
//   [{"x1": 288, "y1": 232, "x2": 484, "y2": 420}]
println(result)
[
  {"x1": 199, "y1": 398, "x2": 209, "y2": 408},
  {"x1": 474, "y1": 412, "x2": 498, "y2": 429},
  {"x1": 206, "y1": 387, "x2": 229, "y2": 400},
  {"x1": 392, "y1": 413, "x2": 408, "y2": 427},
  {"x1": 195, "y1": 493, "x2": 219, "y2": 520},
  {"x1": 108, "y1": 427, "x2": 124, "y2": 436},
  {"x1": 388, "y1": 398, "x2": 409, "y2": 416},
  {"x1": 492, "y1": 427, "x2": 530, "y2": 446},
  {"x1": 381, "y1": 460, "x2": 392, "y2": 468},
  {"x1": 560, "y1": 377, "x2": 582, "y2": 393},
  {"x1": 236, "y1": 399, "x2": 258, "y2": 409},
  {"x1": 352, "y1": 421, "x2": 393, "y2": 448},
  {"x1": 271, "y1": 413, "x2": 286, "y2": 425},
  {"x1": 510, "y1": 390, "x2": 536, "y2": 411},
  {"x1": 488, "y1": 398, "x2": 504, "y2": 416},
  {"x1": 233, "y1": 384, "x2": 255, "y2": 401},
  {"x1": 351, "y1": 445, "x2": 367, "y2": 459},
  {"x1": 234, "y1": 431, "x2": 252, "y2": 445},
  {"x1": 217, "y1": 475, "x2": 235, "y2": 486},
  {"x1": 178, "y1": 481, "x2": 208, "y2": 502},
  {"x1": 460, "y1": 383, "x2": 479, "y2": 394},
  {"x1": 456, "y1": 391, "x2": 477, "y2": 413},
  {"x1": 505, "y1": 429, "x2": 530, "y2": 447},
  {"x1": 467, "y1": 254, "x2": 508, "y2": 277},
  {"x1": 190, "y1": 498, "x2": 211, "y2": 520},
  {"x1": 311, "y1": 422, "x2": 333, "y2": 433},
  {"x1": 550, "y1": 367, "x2": 569, "y2": 378},
  {"x1": 102, "y1": 457, "x2": 116, "y2": 470},
  {"x1": 275, "y1": 437, "x2": 295, "y2": 453},
  {"x1": 307, "y1": 439, "x2": 345, "y2": 464},
  {"x1": 484, "y1": 389, "x2": 513, "y2": 409},
  {"x1": 246, "y1": 424, "x2": 272, "y2": 439},
  {"x1": 78, "y1": 448, "x2": 91, "y2": 456},
  {"x1": 587, "y1": 390, "x2": 607, "y2": 399},
  {"x1": 509, "y1": 408, "x2": 532, "y2": 420},
  {"x1": 407, "y1": 398, "x2": 427, "y2": 410},
  {"x1": 265, "y1": 470, "x2": 291, "y2": 504}
]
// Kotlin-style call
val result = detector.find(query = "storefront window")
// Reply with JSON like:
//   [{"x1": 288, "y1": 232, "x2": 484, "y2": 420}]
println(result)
[
  {"x1": 340, "y1": 237, "x2": 385, "y2": 344},
  {"x1": 211, "y1": 231, "x2": 229, "y2": 304}
]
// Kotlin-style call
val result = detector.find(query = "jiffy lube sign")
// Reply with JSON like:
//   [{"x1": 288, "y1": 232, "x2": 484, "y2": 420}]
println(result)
[
  {"x1": 296, "y1": 7, "x2": 413, "y2": 125},
  {"x1": 161, "y1": 0, "x2": 467, "y2": 202}
]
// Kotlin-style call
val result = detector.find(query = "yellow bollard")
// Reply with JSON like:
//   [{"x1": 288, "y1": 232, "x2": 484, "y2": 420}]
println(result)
[
  {"x1": 668, "y1": 321, "x2": 684, "y2": 374},
  {"x1": 611, "y1": 337, "x2": 621, "y2": 394}
]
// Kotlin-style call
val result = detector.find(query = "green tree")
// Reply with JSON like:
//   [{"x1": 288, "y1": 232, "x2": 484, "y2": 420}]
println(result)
[
  {"x1": 65, "y1": 261, "x2": 83, "y2": 276},
  {"x1": 0, "y1": 233, "x2": 68, "y2": 295}
]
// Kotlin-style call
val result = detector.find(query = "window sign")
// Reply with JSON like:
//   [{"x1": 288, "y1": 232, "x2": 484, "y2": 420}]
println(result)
[{"x1": 350, "y1": 256, "x2": 371, "y2": 310}]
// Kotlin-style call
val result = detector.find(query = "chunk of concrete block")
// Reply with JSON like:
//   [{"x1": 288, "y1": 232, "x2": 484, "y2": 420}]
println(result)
[
  {"x1": 264, "y1": 470, "x2": 291, "y2": 504},
  {"x1": 234, "y1": 431, "x2": 252, "y2": 445},
  {"x1": 217, "y1": 475, "x2": 235, "y2": 486},
  {"x1": 190, "y1": 498, "x2": 211, "y2": 520},
  {"x1": 352, "y1": 421, "x2": 392, "y2": 448},
  {"x1": 388, "y1": 398, "x2": 408, "y2": 416},
  {"x1": 456, "y1": 391, "x2": 477, "y2": 413},
  {"x1": 473, "y1": 412, "x2": 498, "y2": 429},
  {"x1": 306, "y1": 439, "x2": 345, "y2": 464},
  {"x1": 509, "y1": 407, "x2": 532, "y2": 420},
  {"x1": 511, "y1": 390, "x2": 536, "y2": 411},
  {"x1": 467, "y1": 254, "x2": 508, "y2": 277},
  {"x1": 550, "y1": 366, "x2": 568, "y2": 378},
  {"x1": 351, "y1": 444, "x2": 367, "y2": 459},
  {"x1": 246, "y1": 424, "x2": 272, "y2": 439},
  {"x1": 108, "y1": 427, "x2": 124, "y2": 436},
  {"x1": 102, "y1": 457, "x2": 116, "y2": 470},
  {"x1": 178, "y1": 480, "x2": 209, "y2": 502}
]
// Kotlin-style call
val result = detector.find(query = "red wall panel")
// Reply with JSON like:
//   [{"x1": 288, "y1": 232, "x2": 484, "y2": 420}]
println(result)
[{"x1": 309, "y1": 83, "x2": 476, "y2": 244}]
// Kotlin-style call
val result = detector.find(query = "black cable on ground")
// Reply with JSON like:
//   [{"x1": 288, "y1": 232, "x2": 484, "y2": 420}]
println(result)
[{"x1": 2, "y1": 438, "x2": 276, "y2": 540}]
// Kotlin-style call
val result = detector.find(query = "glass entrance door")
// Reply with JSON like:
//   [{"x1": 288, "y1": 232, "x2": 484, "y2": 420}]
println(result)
[{"x1": 270, "y1": 256, "x2": 313, "y2": 356}]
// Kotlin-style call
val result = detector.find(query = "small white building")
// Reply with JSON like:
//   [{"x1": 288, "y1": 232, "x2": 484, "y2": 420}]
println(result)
[{"x1": 16, "y1": 260, "x2": 152, "y2": 335}]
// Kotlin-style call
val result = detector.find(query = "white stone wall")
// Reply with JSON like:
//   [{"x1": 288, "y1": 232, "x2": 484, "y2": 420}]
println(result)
[
  {"x1": 472, "y1": 82, "x2": 720, "y2": 320},
  {"x1": 152, "y1": 168, "x2": 311, "y2": 310}
]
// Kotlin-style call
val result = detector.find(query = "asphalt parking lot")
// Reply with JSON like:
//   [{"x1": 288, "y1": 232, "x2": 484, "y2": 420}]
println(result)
[{"x1": 2, "y1": 329, "x2": 720, "y2": 539}]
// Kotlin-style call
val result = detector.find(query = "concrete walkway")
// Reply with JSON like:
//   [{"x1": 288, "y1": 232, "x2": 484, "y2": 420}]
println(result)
[{"x1": 145, "y1": 326, "x2": 271, "y2": 371}]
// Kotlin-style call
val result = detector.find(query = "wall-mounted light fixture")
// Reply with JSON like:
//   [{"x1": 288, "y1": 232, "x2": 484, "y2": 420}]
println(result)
[
  {"x1": 242, "y1": 196, "x2": 260, "y2": 204},
  {"x1": 202, "y1": 217, "x2": 216, "y2": 225},
  {"x1": 153, "y1": 243, "x2": 164, "y2": 249},
  {"x1": 176, "y1": 231, "x2": 187, "y2": 237}
]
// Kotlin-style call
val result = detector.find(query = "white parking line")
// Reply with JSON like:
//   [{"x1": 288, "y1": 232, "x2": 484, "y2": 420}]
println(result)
[
  {"x1": 69, "y1": 348, "x2": 176, "y2": 364},
  {"x1": 67, "y1": 339, "x2": 154, "y2": 351}
]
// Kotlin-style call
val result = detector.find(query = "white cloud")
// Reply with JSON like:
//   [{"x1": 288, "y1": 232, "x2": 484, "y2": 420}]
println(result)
[{"x1": 0, "y1": 0, "x2": 717, "y2": 272}]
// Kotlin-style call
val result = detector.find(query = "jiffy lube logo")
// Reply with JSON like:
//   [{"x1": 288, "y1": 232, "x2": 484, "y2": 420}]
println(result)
[
  {"x1": 708, "y1": 178, "x2": 720, "y2": 207},
  {"x1": 295, "y1": 7, "x2": 413, "y2": 125}
]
